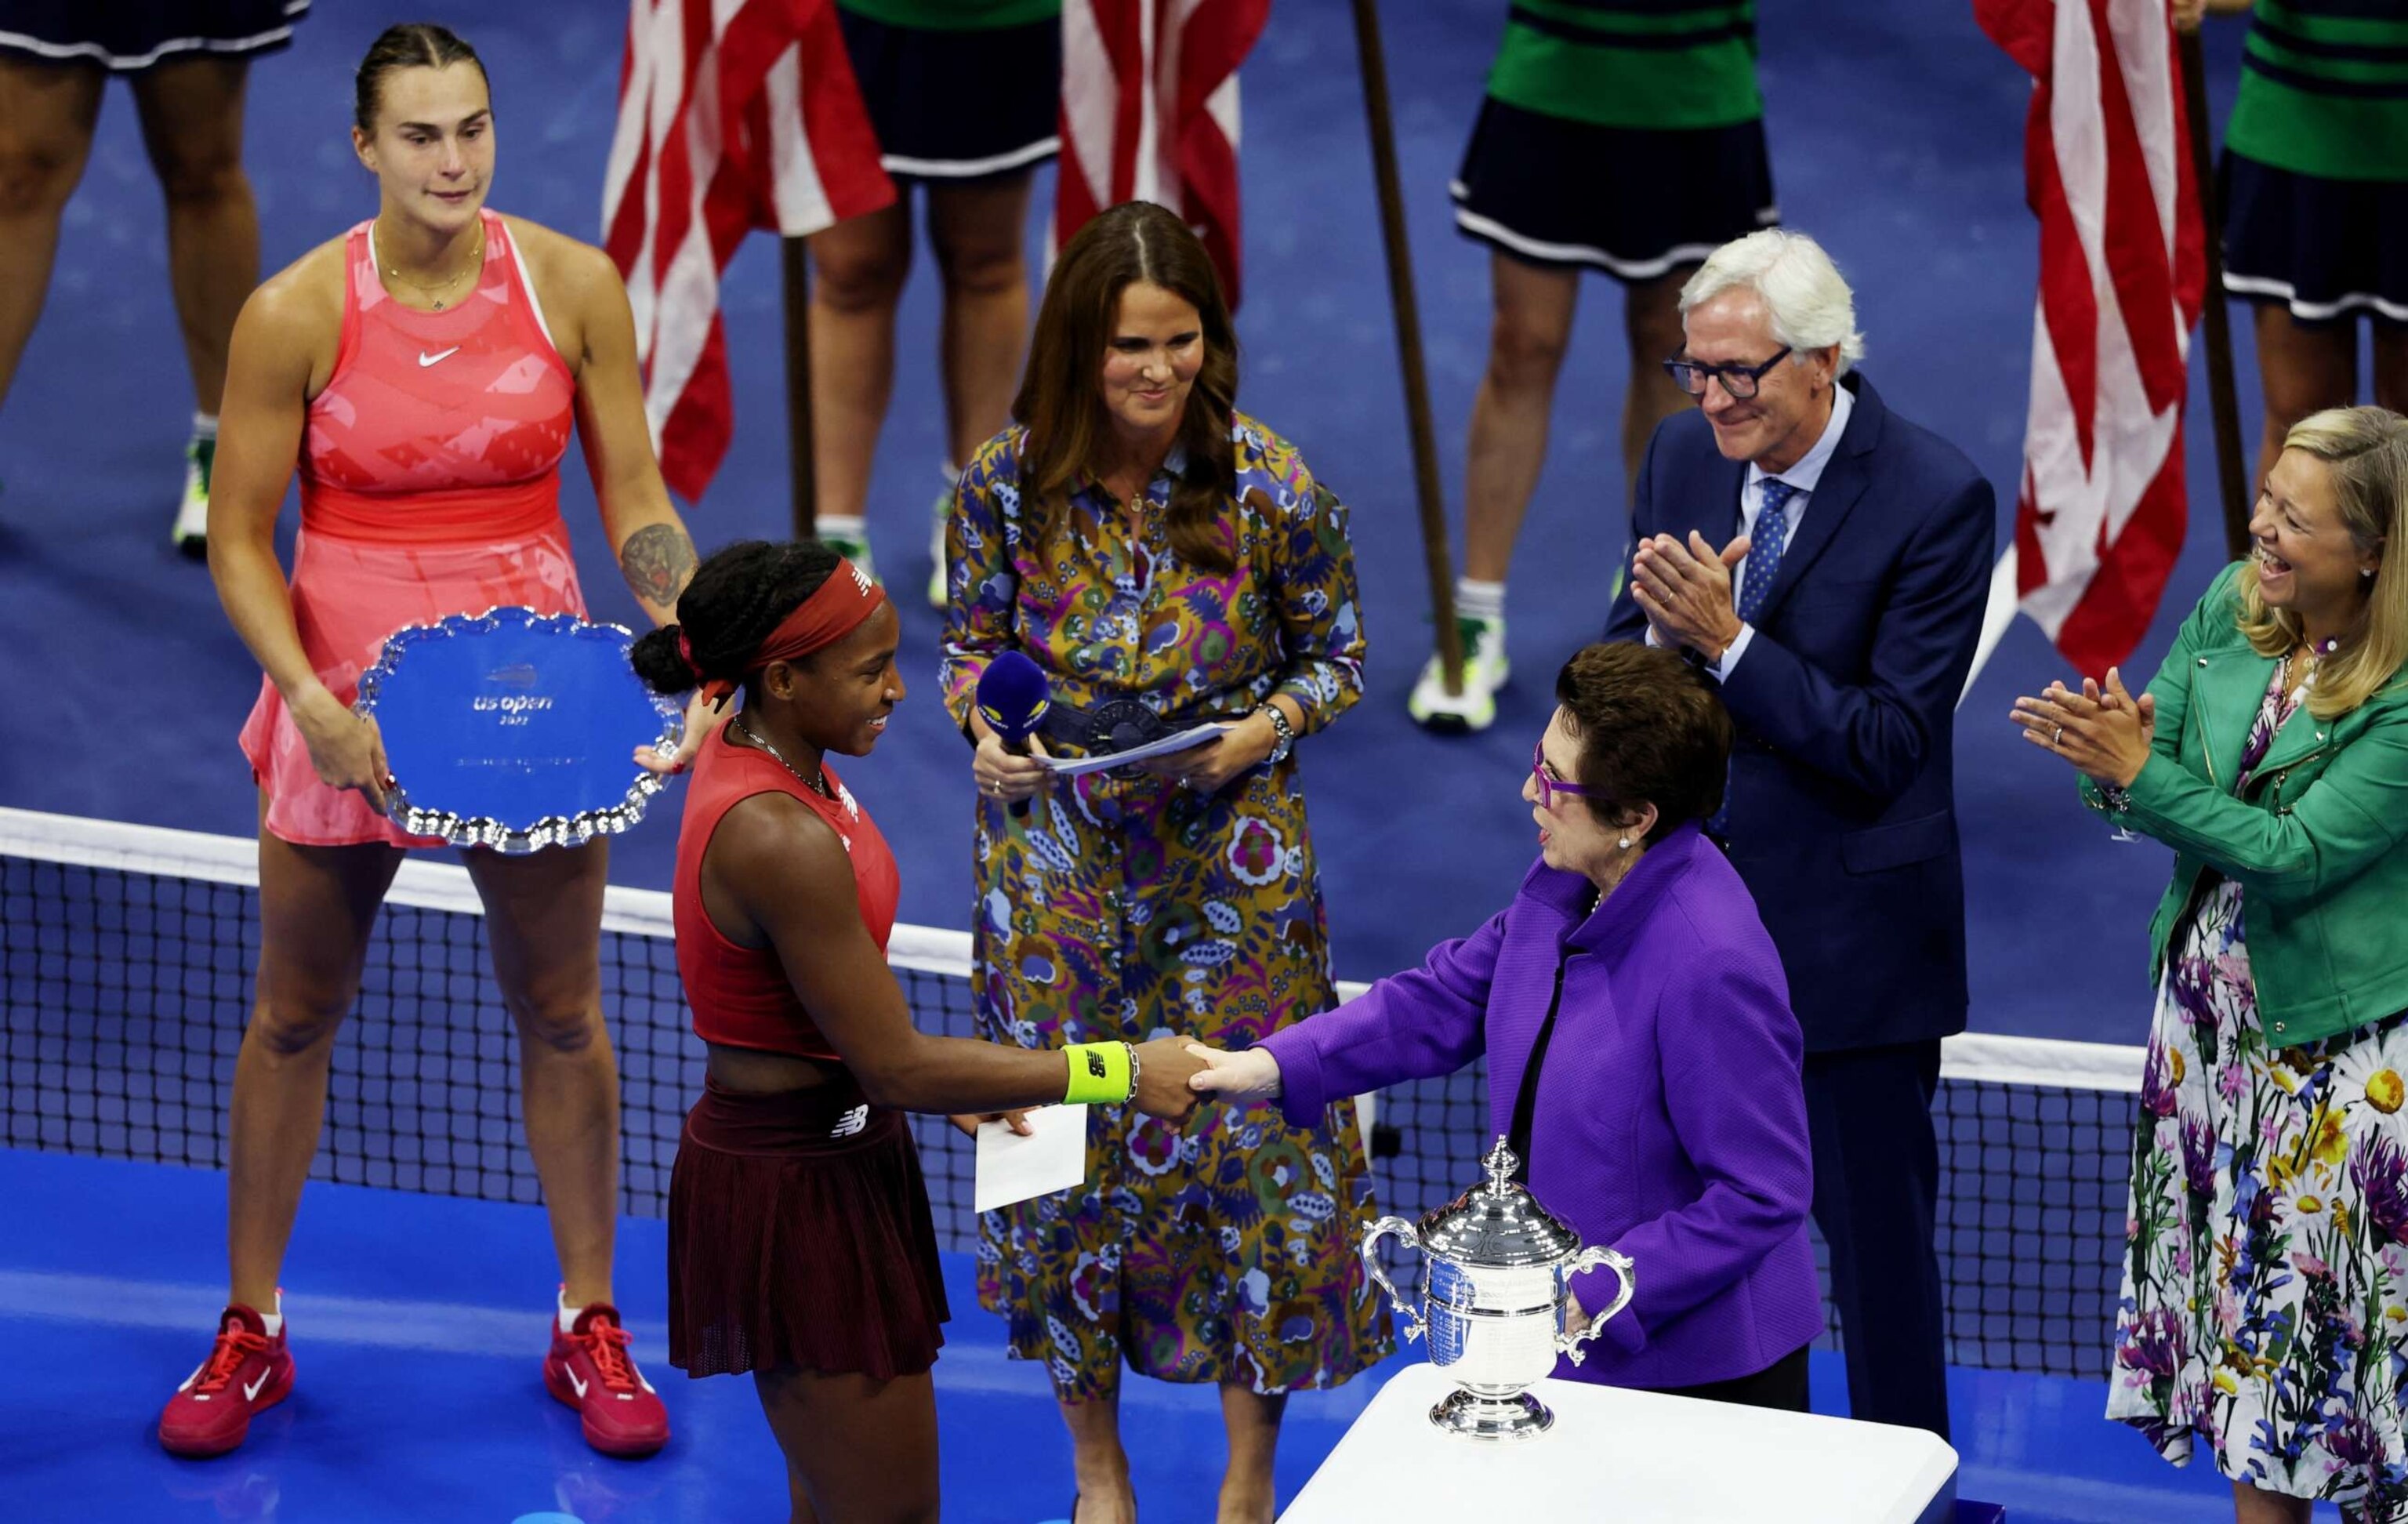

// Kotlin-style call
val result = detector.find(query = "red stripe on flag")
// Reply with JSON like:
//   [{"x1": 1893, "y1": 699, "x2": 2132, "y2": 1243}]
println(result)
[
  {"x1": 606, "y1": 0, "x2": 894, "y2": 504},
  {"x1": 1057, "y1": 0, "x2": 1264, "y2": 307},
  {"x1": 2085, "y1": 0, "x2": 2185, "y2": 412},
  {"x1": 2026, "y1": 113, "x2": 2101, "y2": 474},
  {"x1": 2054, "y1": 426, "x2": 2190, "y2": 673},
  {"x1": 1977, "y1": 0, "x2": 2205, "y2": 673}
]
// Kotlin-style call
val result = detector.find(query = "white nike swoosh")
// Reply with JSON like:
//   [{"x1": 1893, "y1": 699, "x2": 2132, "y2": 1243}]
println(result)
[
  {"x1": 417, "y1": 347, "x2": 461, "y2": 368},
  {"x1": 568, "y1": 1368, "x2": 588, "y2": 1399},
  {"x1": 244, "y1": 1369, "x2": 271, "y2": 1401}
]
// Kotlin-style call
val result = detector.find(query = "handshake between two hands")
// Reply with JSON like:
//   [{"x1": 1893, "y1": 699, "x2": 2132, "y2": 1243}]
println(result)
[{"x1": 948, "y1": 1040, "x2": 1287, "y2": 1138}]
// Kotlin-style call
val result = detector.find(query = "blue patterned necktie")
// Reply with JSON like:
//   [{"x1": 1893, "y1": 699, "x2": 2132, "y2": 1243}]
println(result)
[
  {"x1": 1735, "y1": 477, "x2": 1801, "y2": 626},
  {"x1": 1709, "y1": 476, "x2": 1801, "y2": 840}
]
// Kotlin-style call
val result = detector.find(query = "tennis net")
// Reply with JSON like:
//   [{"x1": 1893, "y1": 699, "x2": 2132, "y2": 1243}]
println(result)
[{"x1": 0, "y1": 807, "x2": 2139, "y2": 1379}]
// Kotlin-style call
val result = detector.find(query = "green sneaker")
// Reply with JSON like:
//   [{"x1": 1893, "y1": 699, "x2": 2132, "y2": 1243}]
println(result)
[
  {"x1": 818, "y1": 527, "x2": 876, "y2": 583},
  {"x1": 1406, "y1": 615, "x2": 1509, "y2": 733},
  {"x1": 926, "y1": 474, "x2": 955, "y2": 611},
  {"x1": 172, "y1": 434, "x2": 214, "y2": 559}
]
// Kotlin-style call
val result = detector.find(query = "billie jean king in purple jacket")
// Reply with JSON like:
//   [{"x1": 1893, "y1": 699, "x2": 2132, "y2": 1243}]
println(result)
[{"x1": 1191, "y1": 644, "x2": 1823, "y2": 1400}]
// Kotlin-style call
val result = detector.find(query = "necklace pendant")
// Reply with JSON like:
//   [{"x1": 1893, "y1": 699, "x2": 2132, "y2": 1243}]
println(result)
[{"x1": 432, "y1": 298, "x2": 446, "y2": 311}]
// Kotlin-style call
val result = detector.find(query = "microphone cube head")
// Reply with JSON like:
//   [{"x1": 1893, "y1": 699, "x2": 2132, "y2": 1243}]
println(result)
[{"x1": 975, "y1": 650, "x2": 1053, "y2": 748}]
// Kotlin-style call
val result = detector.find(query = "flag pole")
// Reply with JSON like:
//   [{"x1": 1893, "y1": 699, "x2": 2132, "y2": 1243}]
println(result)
[
  {"x1": 782, "y1": 237, "x2": 818, "y2": 540},
  {"x1": 2179, "y1": 29, "x2": 2248, "y2": 559},
  {"x1": 1346, "y1": 0, "x2": 1463, "y2": 696}
]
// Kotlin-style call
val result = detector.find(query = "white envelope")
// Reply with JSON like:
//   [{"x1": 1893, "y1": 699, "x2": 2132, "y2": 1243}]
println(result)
[
  {"x1": 972, "y1": 1103, "x2": 1090, "y2": 1213},
  {"x1": 1037, "y1": 723, "x2": 1232, "y2": 776}
]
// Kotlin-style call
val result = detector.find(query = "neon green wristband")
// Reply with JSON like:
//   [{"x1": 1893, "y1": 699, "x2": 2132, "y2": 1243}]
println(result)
[{"x1": 1062, "y1": 1041, "x2": 1133, "y2": 1105}]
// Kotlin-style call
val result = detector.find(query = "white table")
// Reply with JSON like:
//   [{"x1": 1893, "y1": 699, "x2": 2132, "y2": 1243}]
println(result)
[{"x1": 1281, "y1": 1363, "x2": 1959, "y2": 1523}]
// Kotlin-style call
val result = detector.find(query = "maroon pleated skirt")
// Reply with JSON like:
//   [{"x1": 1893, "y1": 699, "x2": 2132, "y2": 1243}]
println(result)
[{"x1": 667, "y1": 1076, "x2": 949, "y2": 1380}]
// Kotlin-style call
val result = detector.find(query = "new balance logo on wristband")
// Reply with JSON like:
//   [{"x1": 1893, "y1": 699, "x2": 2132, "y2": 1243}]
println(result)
[
  {"x1": 829, "y1": 1104, "x2": 869, "y2": 1138},
  {"x1": 1086, "y1": 1052, "x2": 1109, "y2": 1080}
]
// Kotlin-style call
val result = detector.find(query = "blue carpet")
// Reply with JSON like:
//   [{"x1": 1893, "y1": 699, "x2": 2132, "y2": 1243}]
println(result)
[{"x1": 4, "y1": 1146, "x2": 2249, "y2": 1523}]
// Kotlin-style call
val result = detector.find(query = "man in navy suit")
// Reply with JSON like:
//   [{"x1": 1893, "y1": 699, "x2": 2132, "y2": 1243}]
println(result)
[{"x1": 1603, "y1": 229, "x2": 1993, "y2": 1439}]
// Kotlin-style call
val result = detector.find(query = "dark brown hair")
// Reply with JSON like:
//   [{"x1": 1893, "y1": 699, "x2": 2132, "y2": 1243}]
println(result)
[
  {"x1": 354, "y1": 24, "x2": 488, "y2": 135},
  {"x1": 1011, "y1": 201, "x2": 1239, "y2": 574},
  {"x1": 1553, "y1": 642, "x2": 1733, "y2": 844}
]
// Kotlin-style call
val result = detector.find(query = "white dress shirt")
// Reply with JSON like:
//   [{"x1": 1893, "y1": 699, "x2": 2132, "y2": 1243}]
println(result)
[{"x1": 1703, "y1": 382, "x2": 1855, "y2": 679}]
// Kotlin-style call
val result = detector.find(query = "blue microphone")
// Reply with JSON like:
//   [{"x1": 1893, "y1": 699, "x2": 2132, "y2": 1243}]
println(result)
[{"x1": 974, "y1": 651, "x2": 1050, "y2": 817}]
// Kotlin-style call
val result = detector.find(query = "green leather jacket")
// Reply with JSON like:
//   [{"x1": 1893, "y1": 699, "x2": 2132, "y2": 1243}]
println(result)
[{"x1": 2080, "y1": 562, "x2": 2408, "y2": 1046}]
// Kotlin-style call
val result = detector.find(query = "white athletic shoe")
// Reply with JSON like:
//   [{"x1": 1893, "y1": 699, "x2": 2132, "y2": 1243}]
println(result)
[
  {"x1": 172, "y1": 436, "x2": 212, "y2": 560},
  {"x1": 927, "y1": 473, "x2": 954, "y2": 611},
  {"x1": 1407, "y1": 615, "x2": 1510, "y2": 733}
]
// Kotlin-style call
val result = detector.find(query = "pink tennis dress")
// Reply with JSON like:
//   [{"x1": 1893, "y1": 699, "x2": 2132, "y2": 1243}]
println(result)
[{"x1": 239, "y1": 209, "x2": 586, "y2": 847}]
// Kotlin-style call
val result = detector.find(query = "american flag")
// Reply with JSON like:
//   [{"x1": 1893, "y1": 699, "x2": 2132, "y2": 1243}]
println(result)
[
  {"x1": 1975, "y1": 0, "x2": 2207, "y2": 677},
  {"x1": 603, "y1": 0, "x2": 895, "y2": 503},
  {"x1": 1058, "y1": 0, "x2": 1271, "y2": 307}
]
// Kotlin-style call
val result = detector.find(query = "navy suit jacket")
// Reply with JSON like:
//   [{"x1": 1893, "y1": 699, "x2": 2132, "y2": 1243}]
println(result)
[{"x1": 1605, "y1": 373, "x2": 1994, "y2": 1052}]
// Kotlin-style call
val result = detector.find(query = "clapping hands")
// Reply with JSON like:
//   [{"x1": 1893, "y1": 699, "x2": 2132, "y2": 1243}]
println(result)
[
  {"x1": 1630, "y1": 531, "x2": 1750, "y2": 660},
  {"x1": 2011, "y1": 666, "x2": 2156, "y2": 789}
]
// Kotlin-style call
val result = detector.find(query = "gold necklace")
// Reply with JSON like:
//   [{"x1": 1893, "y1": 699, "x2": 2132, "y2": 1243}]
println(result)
[{"x1": 383, "y1": 224, "x2": 485, "y2": 310}]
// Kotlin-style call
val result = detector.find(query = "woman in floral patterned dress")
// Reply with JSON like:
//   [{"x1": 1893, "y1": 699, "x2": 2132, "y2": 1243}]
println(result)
[
  {"x1": 940, "y1": 201, "x2": 1389, "y2": 1524},
  {"x1": 2015, "y1": 407, "x2": 2408, "y2": 1522}
]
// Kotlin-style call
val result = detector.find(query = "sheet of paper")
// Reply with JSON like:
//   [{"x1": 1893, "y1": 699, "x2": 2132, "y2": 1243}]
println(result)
[
  {"x1": 1038, "y1": 721, "x2": 1233, "y2": 776},
  {"x1": 973, "y1": 1103, "x2": 1090, "y2": 1213}
]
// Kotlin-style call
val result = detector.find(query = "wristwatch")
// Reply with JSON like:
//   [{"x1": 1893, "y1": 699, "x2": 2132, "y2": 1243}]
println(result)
[{"x1": 1260, "y1": 704, "x2": 1296, "y2": 764}]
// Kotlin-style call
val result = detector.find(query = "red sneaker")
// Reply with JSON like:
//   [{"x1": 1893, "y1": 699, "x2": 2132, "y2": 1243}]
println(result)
[
  {"x1": 543, "y1": 1301, "x2": 669, "y2": 1457},
  {"x1": 158, "y1": 1303, "x2": 294, "y2": 1457}
]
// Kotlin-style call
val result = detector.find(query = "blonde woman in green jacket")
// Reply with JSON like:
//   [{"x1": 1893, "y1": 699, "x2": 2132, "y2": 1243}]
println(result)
[{"x1": 2015, "y1": 405, "x2": 2408, "y2": 1524}]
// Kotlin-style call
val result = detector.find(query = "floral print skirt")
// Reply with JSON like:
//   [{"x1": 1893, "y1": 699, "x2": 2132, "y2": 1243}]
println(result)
[{"x1": 2110, "y1": 877, "x2": 2408, "y2": 1517}]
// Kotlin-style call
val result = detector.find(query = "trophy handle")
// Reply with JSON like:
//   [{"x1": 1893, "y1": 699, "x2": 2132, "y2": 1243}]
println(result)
[
  {"x1": 1555, "y1": 1243, "x2": 1636, "y2": 1368},
  {"x1": 1360, "y1": 1216, "x2": 1427, "y2": 1345}
]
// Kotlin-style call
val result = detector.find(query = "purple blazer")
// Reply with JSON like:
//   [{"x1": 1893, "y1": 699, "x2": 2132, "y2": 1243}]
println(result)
[{"x1": 1260, "y1": 823, "x2": 1822, "y2": 1389}]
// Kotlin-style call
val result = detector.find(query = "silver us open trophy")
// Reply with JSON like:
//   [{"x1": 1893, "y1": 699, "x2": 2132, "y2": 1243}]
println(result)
[{"x1": 1361, "y1": 1136, "x2": 1636, "y2": 1441}]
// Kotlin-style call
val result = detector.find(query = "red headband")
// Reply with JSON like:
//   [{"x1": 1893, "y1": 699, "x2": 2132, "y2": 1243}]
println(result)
[{"x1": 683, "y1": 557, "x2": 887, "y2": 708}]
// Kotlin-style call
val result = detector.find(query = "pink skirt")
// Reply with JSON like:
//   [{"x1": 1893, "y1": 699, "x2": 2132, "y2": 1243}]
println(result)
[{"x1": 238, "y1": 521, "x2": 587, "y2": 848}]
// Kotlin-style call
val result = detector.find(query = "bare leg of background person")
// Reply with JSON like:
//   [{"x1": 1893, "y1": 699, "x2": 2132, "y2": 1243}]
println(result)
[
  {"x1": 2228, "y1": 1479, "x2": 2312, "y2": 1524},
  {"x1": 2372, "y1": 323, "x2": 2407, "y2": 416},
  {"x1": 1216, "y1": 1384, "x2": 1288, "y2": 1524},
  {"x1": 1461, "y1": 251, "x2": 1579, "y2": 584},
  {"x1": 755, "y1": 1366, "x2": 939, "y2": 1524},
  {"x1": 467, "y1": 840, "x2": 618, "y2": 1309},
  {"x1": 1618, "y1": 267, "x2": 1699, "y2": 595},
  {"x1": 1059, "y1": 1386, "x2": 1133, "y2": 1524},
  {"x1": 1621, "y1": 267, "x2": 1695, "y2": 488},
  {"x1": 2249, "y1": 303, "x2": 2357, "y2": 491},
  {"x1": 130, "y1": 56, "x2": 256, "y2": 416},
  {"x1": 807, "y1": 201, "x2": 914, "y2": 530},
  {"x1": 227, "y1": 799, "x2": 404, "y2": 1309},
  {"x1": 927, "y1": 171, "x2": 1035, "y2": 470},
  {"x1": 0, "y1": 56, "x2": 104, "y2": 412}
]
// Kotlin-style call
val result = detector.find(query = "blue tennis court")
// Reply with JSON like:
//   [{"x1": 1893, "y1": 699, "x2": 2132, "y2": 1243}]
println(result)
[{"x1": 0, "y1": 0, "x2": 2323, "y2": 1519}]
